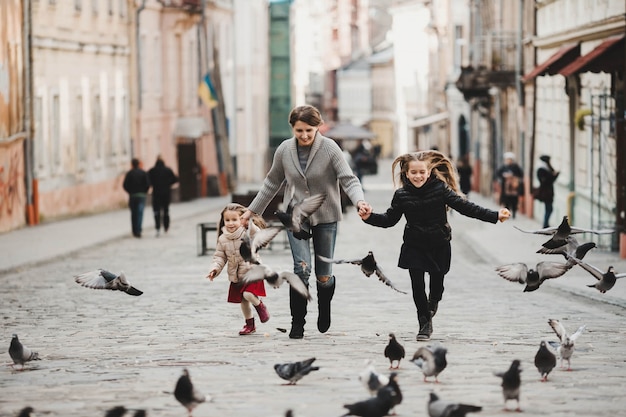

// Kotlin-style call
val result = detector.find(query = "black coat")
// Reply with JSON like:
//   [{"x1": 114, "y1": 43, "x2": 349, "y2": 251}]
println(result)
[
  {"x1": 148, "y1": 161, "x2": 178, "y2": 197},
  {"x1": 123, "y1": 168, "x2": 150, "y2": 196},
  {"x1": 364, "y1": 177, "x2": 499, "y2": 273}
]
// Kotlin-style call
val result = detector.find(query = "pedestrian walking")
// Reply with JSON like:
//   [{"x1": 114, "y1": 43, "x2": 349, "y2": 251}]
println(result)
[
  {"x1": 359, "y1": 151, "x2": 510, "y2": 341},
  {"x1": 241, "y1": 104, "x2": 371, "y2": 339},
  {"x1": 122, "y1": 158, "x2": 151, "y2": 238},
  {"x1": 148, "y1": 156, "x2": 179, "y2": 236},
  {"x1": 534, "y1": 155, "x2": 559, "y2": 228},
  {"x1": 496, "y1": 152, "x2": 524, "y2": 218},
  {"x1": 206, "y1": 203, "x2": 270, "y2": 335},
  {"x1": 456, "y1": 154, "x2": 473, "y2": 197}
]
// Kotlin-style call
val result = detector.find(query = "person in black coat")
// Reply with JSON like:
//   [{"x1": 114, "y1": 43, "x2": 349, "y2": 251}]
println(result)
[
  {"x1": 496, "y1": 152, "x2": 524, "y2": 218},
  {"x1": 535, "y1": 155, "x2": 559, "y2": 228},
  {"x1": 148, "y1": 156, "x2": 179, "y2": 236},
  {"x1": 123, "y1": 158, "x2": 151, "y2": 238},
  {"x1": 360, "y1": 151, "x2": 510, "y2": 341}
]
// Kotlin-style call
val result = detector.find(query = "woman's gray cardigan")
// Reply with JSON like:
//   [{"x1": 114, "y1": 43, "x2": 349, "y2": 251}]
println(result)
[{"x1": 247, "y1": 133, "x2": 365, "y2": 226}]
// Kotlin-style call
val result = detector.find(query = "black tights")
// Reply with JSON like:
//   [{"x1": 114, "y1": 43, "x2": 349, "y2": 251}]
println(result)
[{"x1": 409, "y1": 268, "x2": 444, "y2": 319}]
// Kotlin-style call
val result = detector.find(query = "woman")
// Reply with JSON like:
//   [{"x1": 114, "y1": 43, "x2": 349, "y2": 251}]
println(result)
[
  {"x1": 535, "y1": 155, "x2": 559, "y2": 228},
  {"x1": 241, "y1": 105, "x2": 371, "y2": 339}
]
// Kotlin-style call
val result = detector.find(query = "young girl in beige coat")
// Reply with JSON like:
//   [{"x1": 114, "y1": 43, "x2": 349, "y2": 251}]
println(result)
[{"x1": 206, "y1": 203, "x2": 269, "y2": 335}]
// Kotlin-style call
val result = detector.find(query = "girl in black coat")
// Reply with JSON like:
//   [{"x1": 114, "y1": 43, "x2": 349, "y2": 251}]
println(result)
[{"x1": 360, "y1": 151, "x2": 510, "y2": 341}]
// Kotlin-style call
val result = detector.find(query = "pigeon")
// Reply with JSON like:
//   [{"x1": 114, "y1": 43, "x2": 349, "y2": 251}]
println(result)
[
  {"x1": 74, "y1": 269, "x2": 143, "y2": 296},
  {"x1": 341, "y1": 387, "x2": 396, "y2": 417},
  {"x1": 411, "y1": 345, "x2": 448, "y2": 383},
  {"x1": 17, "y1": 407, "x2": 34, "y2": 417},
  {"x1": 274, "y1": 190, "x2": 326, "y2": 240},
  {"x1": 514, "y1": 215, "x2": 614, "y2": 249},
  {"x1": 564, "y1": 255, "x2": 626, "y2": 293},
  {"x1": 239, "y1": 221, "x2": 282, "y2": 264},
  {"x1": 494, "y1": 359, "x2": 522, "y2": 412},
  {"x1": 494, "y1": 261, "x2": 571, "y2": 292},
  {"x1": 317, "y1": 251, "x2": 407, "y2": 294},
  {"x1": 427, "y1": 392, "x2": 482, "y2": 417},
  {"x1": 274, "y1": 357, "x2": 320, "y2": 385},
  {"x1": 378, "y1": 372, "x2": 402, "y2": 415},
  {"x1": 174, "y1": 369, "x2": 206, "y2": 417},
  {"x1": 9, "y1": 334, "x2": 40, "y2": 369},
  {"x1": 534, "y1": 341, "x2": 557, "y2": 382},
  {"x1": 242, "y1": 263, "x2": 311, "y2": 300},
  {"x1": 105, "y1": 407, "x2": 129, "y2": 417},
  {"x1": 359, "y1": 359, "x2": 389, "y2": 396},
  {"x1": 535, "y1": 235, "x2": 597, "y2": 264},
  {"x1": 547, "y1": 319, "x2": 586, "y2": 370},
  {"x1": 384, "y1": 333, "x2": 405, "y2": 369}
]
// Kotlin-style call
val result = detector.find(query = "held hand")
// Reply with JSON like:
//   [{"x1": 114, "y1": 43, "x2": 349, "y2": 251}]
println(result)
[
  {"x1": 240, "y1": 210, "x2": 252, "y2": 228},
  {"x1": 498, "y1": 208, "x2": 511, "y2": 222},
  {"x1": 357, "y1": 200, "x2": 372, "y2": 220}
]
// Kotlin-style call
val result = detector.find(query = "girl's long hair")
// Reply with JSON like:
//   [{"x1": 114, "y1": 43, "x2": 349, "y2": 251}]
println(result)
[
  {"x1": 217, "y1": 203, "x2": 267, "y2": 239},
  {"x1": 391, "y1": 150, "x2": 460, "y2": 194}
]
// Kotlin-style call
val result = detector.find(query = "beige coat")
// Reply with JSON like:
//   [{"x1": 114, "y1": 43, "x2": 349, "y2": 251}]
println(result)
[{"x1": 209, "y1": 224, "x2": 260, "y2": 283}]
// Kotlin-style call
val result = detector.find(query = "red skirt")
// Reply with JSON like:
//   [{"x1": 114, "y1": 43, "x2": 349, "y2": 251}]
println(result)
[{"x1": 227, "y1": 280, "x2": 266, "y2": 303}]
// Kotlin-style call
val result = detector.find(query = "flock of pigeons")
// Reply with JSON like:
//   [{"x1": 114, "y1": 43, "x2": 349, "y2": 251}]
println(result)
[{"x1": 7, "y1": 196, "x2": 623, "y2": 416}]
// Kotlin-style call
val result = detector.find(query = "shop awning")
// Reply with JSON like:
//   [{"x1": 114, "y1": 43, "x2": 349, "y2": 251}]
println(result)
[
  {"x1": 172, "y1": 117, "x2": 210, "y2": 139},
  {"x1": 408, "y1": 111, "x2": 449, "y2": 129},
  {"x1": 559, "y1": 35, "x2": 624, "y2": 77},
  {"x1": 522, "y1": 43, "x2": 580, "y2": 82}
]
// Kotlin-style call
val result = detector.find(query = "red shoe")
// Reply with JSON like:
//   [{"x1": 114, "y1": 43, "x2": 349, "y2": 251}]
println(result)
[
  {"x1": 239, "y1": 318, "x2": 256, "y2": 335},
  {"x1": 254, "y1": 301, "x2": 270, "y2": 323}
]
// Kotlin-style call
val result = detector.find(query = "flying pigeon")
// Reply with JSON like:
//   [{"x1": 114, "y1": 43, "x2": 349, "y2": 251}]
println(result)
[
  {"x1": 359, "y1": 359, "x2": 389, "y2": 396},
  {"x1": 535, "y1": 235, "x2": 597, "y2": 262},
  {"x1": 514, "y1": 215, "x2": 614, "y2": 249},
  {"x1": 239, "y1": 221, "x2": 282, "y2": 264},
  {"x1": 9, "y1": 334, "x2": 40, "y2": 370},
  {"x1": 427, "y1": 392, "x2": 482, "y2": 417},
  {"x1": 384, "y1": 333, "x2": 405, "y2": 369},
  {"x1": 547, "y1": 319, "x2": 586, "y2": 370},
  {"x1": 494, "y1": 359, "x2": 522, "y2": 412},
  {"x1": 241, "y1": 263, "x2": 311, "y2": 300},
  {"x1": 174, "y1": 369, "x2": 206, "y2": 417},
  {"x1": 494, "y1": 261, "x2": 571, "y2": 292},
  {"x1": 274, "y1": 357, "x2": 320, "y2": 385},
  {"x1": 564, "y1": 255, "x2": 626, "y2": 293},
  {"x1": 17, "y1": 407, "x2": 34, "y2": 417},
  {"x1": 411, "y1": 345, "x2": 448, "y2": 383},
  {"x1": 534, "y1": 341, "x2": 556, "y2": 382},
  {"x1": 318, "y1": 251, "x2": 407, "y2": 294},
  {"x1": 274, "y1": 190, "x2": 326, "y2": 240},
  {"x1": 341, "y1": 387, "x2": 396, "y2": 417},
  {"x1": 74, "y1": 269, "x2": 143, "y2": 296}
]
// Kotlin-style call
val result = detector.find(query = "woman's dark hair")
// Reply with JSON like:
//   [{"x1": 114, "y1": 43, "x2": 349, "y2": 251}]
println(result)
[{"x1": 288, "y1": 105, "x2": 323, "y2": 128}]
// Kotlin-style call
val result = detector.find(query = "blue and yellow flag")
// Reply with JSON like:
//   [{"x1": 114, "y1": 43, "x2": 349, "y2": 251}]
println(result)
[{"x1": 198, "y1": 72, "x2": 218, "y2": 109}]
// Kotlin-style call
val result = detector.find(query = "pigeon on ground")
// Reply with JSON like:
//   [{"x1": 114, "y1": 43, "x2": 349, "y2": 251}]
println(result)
[
  {"x1": 494, "y1": 359, "x2": 522, "y2": 412},
  {"x1": 239, "y1": 221, "x2": 282, "y2": 264},
  {"x1": 514, "y1": 215, "x2": 614, "y2": 249},
  {"x1": 274, "y1": 190, "x2": 326, "y2": 240},
  {"x1": 359, "y1": 359, "x2": 389, "y2": 396},
  {"x1": 427, "y1": 392, "x2": 482, "y2": 417},
  {"x1": 494, "y1": 261, "x2": 571, "y2": 292},
  {"x1": 104, "y1": 406, "x2": 146, "y2": 417},
  {"x1": 9, "y1": 334, "x2": 40, "y2": 369},
  {"x1": 384, "y1": 333, "x2": 405, "y2": 369},
  {"x1": 17, "y1": 407, "x2": 34, "y2": 417},
  {"x1": 411, "y1": 345, "x2": 448, "y2": 383},
  {"x1": 274, "y1": 357, "x2": 320, "y2": 385},
  {"x1": 341, "y1": 387, "x2": 396, "y2": 417},
  {"x1": 534, "y1": 341, "x2": 557, "y2": 382},
  {"x1": 242, "y1": 263, "x2": 311, "y2": 300},
  {"x1": 547, "y1": 319, "x2": 585, "y2": 370},
  {"x1": 174, "y1": 369, "x2": 206, "y2": 417},
  {"x1": 317, "y1": 251, "x2": 407, "y2": 294},
  {"x1": 564, "y1": 255, "x2": 626, "y2": 293},
  {"x1": 74, "y1": 269, "x2": 143, "y2": 296},
  {"x1": 378, "y1": 372, "x2": 402, "y2": 415}
]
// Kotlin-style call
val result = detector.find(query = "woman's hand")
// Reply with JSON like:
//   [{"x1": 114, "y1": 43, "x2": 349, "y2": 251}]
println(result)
[
  {"x1": 240, "y1": 209, "x2": 253, "y2": 228},
  {"x1": 498, "y1": 208, "x2": 511, "y2": 222},
  {"x1": 357, "y1": 200, "x2": 372, "y2": 220}
]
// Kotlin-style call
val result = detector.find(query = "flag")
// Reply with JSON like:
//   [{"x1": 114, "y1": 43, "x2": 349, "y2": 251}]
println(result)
[{"x1": 198, "y1": 72, "x2": 218, "y2": 109}]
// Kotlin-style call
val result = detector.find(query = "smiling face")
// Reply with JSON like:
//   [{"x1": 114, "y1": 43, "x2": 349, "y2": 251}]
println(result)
[
  {"x1": 292, "y1": 120, "x2": 317, "y2": 147},
  {"x1": 406, "y1": 160, "x2": 430, "y2": 188},
  {"x1": 222, "y1": 209, "x2": 242, "y2": 233}
]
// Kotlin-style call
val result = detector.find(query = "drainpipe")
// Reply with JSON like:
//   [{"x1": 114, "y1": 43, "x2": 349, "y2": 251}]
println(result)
[
  {"x1": 566, "y1": 75, "x2": 578, "y2": 224},
  {"x1": 23, "y1": 0, "x2": 37, "y2": 225},
  {"x1": 136, "y1": 0, "x2": 147, "y2": 111}
]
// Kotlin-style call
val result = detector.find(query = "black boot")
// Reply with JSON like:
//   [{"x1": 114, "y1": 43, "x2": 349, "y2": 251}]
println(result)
[
  {"x1": 317, "y1": 276, "x2": 336, "y2": 333},
  {"x1": 416, "y1": 313, "x2": 432, "y2": 341},
  {"x1": 289, "y1": 287, "x2": 307, "y2": 339},
  {"x1": 428, "y1": 298, "x2": 439, "y2": 318}
]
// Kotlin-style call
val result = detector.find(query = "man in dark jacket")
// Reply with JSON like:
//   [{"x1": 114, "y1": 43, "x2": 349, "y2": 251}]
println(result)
[
  {"x1": 148, "y1": 156, "x2": 179, "y2": 236},
  {"x1": 123, "y1": 158, "x2": 151, "y2": 238}
]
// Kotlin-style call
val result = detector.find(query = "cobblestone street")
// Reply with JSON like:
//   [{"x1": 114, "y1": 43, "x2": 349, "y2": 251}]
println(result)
[{"x1": 2, "y1": 165, "x2": 626, "y2": 417}]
